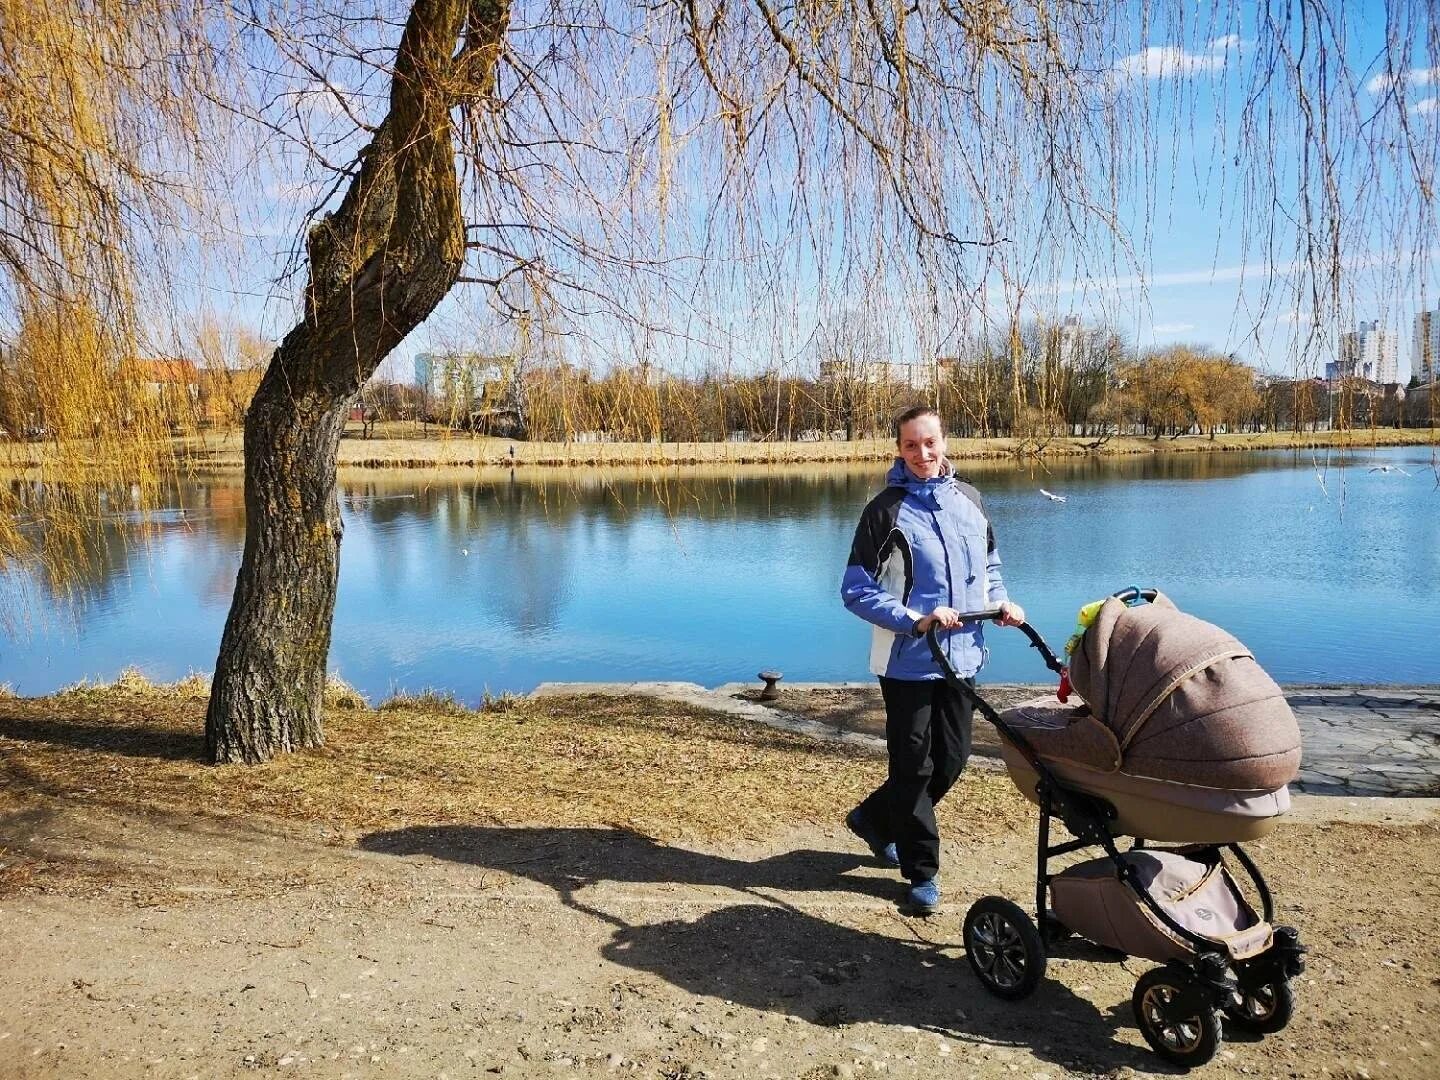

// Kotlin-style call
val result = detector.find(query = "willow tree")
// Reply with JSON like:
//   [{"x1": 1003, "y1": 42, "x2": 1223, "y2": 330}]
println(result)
[
  {"x1": 203, "y1": 0, "x2": 511, "y2": 762},
  {"x1": 3, "y1": 1, "x2": 1435, "y2": 762},
  {"x1": 0, "y1": 1, "x2": 221, "y2": 599}
]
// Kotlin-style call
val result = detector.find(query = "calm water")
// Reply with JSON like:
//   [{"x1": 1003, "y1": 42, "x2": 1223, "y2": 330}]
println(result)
[{"x1": 3, "y1": 445, "x2": 1438, "y2": 698}]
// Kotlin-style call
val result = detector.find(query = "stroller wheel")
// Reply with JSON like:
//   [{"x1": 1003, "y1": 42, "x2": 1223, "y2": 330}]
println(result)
[
  {"x1": 1225, "y1": 979, "x2": 1295, "y2": 1034},
  {"x1": 963, "y1": 897, "x2": 1046, "y2": 1000},
  {"x1": 1133, "y1": 968, "x2": 1223, "y2": 1067}
]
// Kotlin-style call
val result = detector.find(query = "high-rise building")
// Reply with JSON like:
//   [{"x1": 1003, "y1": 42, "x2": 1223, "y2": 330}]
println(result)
[
  {"x1": 1328, "y1": 320, "x2": 1399, "y2": 384},
  {"x1": 1416, "y1": 307, "x2": 1439, "y2": 385},
  {"x1": 1056, "y1": 314, "x2": 1085, "y2": 369}
]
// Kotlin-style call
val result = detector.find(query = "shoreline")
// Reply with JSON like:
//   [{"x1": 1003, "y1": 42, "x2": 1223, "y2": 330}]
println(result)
[
  {"x1": 6, "y1": 673, "x2": 1436, "y2": 799},
  {"x1": 2, "y1": 425, "x2": 1435, "y2": 475}
]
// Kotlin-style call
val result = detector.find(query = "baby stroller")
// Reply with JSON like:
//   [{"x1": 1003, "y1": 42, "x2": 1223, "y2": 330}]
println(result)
[{"x1": 927, "y1": 588, "x2": 1306, "y2": 1068}]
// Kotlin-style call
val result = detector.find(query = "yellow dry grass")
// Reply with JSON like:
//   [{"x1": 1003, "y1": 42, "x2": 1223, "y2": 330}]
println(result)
[
  {"x1": 5, "y1": 425, "x2": 1433, "y2": 476},
  {"x1": 0, "y1": 673, "x2": 1032, "y2": 844}
]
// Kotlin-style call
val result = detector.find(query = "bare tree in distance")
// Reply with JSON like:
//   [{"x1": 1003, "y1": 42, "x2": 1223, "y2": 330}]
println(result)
[{"x1": 1, "y1": 1, "x2": 1436, "y2": 760}]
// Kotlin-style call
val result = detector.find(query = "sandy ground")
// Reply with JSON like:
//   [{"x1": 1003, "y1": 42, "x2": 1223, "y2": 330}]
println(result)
[
  {"x1": 2, "y1": 688, "x2": 1438, "y2": 1079},
  {"x1": 3, "y1": 798, "x2": 1438, "y2": 1079}
]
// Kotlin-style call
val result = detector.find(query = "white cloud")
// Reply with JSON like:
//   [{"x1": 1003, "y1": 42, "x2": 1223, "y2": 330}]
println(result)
[
  {"x1": 1021, "y1": 261, "x2": 1283, "y2": 298},
  {"x1": 1022, "y1": 246, "x2": 1440, "y2": 300},
  {"x1": 1152, "y1": 322, "x2": 1196, "y2": 334},
  {"x1": 1110, "y1": 37, "x2": 1241, "y2": 81},
  {"x1": 1415, "y1": 97, "x2": 1439, "y2": 115},
  {"x1": 1366, "y1": 66, "x2": 1440, "y2": 95}
]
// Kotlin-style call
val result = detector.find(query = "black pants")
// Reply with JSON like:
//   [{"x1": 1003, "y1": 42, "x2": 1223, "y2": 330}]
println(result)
[{"x1": 855, "y1": 675, "x2": 974, "y2": 883}]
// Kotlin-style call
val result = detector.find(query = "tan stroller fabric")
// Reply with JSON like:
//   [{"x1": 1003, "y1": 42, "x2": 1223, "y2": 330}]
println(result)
[
  {"x1": 996, "y1": 699, "x2": 1290, "y2": 841},
  {"x1": 995, "y1": 594, "x2": 1301, "y2": 842},
  {"x1": 1066, "y1": 594, "x2": 1302, "y2": 791},
  {"x1": 1049, "y1": 850, "x2": 1273, "y2": 964}
]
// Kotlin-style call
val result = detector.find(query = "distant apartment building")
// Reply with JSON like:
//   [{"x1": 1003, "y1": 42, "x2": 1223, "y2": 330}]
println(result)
[
  {"x1": 632, "y1": 360, "x2": 665, "y2": 387},
  {"x1": 1056, "y1": 314, "x2": 1086, "y2": 369},
  {"x1": 414, "y1": 352, "x2": 512, "y2": 409},
  {"x1": 1416, "y1": 307, "x2": 1439, "y2": 385},
  {"x1": 818, "y1": 358, "x2": 957, "y2": 391},
  {"x1": 1325, "y1": 320, "x2": 1399, "y2": 384},
  {"x1": 120, "y1": 357, "x2": 201, "y2": 426}
]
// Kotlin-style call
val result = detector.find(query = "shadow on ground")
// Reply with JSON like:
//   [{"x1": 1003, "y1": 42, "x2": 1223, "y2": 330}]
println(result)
[
  {"x1": 361, "y1": 825, "x2": 1169, "y2": 1075},
  {"x1": 0, "y1": 716, "x2": 203, "y2": 761}
]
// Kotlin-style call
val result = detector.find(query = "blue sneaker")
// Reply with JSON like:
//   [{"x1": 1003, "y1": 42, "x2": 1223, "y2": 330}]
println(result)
[
  {"x1": 845, "y1": 809, "x2": 900, "y2": 868},
  {"x1": 907, "y1": 878, "x2": 941, "y2": 916}
]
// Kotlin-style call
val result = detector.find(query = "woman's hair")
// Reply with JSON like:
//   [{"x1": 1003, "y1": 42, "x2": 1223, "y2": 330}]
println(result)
[{"x1": 893, "y1": 405, "x2": 942, "y2": 442}]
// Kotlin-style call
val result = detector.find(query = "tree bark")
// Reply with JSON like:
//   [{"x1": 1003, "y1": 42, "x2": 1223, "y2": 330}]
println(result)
[{"x1": 206, "y1": 0, "x2": 509, "y2": 764}]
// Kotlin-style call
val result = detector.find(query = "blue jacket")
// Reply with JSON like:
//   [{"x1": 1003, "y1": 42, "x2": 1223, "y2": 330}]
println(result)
[{"x1": 840, "y1": 460, "x2": 1008, "y2": 680}]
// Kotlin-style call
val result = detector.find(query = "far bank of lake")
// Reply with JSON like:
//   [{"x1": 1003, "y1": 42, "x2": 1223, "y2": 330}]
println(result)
[{"x1": 4, "y1": 424, "x2": 1434, "y2": 474}]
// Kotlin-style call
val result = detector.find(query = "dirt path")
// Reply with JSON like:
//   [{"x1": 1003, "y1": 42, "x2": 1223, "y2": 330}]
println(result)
[{"x1": 3, "y1": 796, "x2": 1437, "y2": 1080}]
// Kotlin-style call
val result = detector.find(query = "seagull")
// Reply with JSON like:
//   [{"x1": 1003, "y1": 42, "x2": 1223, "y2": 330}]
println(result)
[
  {"x1": 1368, "y1": 464, "x2": 1412, "y2": 476},
  {"x1": 1039, "y1": 488, "x2": 1068, "y2": 503}
]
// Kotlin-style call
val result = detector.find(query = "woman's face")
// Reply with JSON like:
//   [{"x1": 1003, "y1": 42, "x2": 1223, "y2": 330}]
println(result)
[{"x1": 898, "y1": 414, "x2": 947, "y2": 479}]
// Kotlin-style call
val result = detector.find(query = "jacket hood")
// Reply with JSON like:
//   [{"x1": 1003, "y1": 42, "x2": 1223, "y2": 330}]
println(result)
[{"x1": 886, "y1": 458, "x2": 955, "y2": 506}]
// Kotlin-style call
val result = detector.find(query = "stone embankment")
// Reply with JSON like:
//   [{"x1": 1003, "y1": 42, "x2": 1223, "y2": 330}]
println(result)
[{"x1": 532, "y1": 681, "x2": 1440, "y2": 797}]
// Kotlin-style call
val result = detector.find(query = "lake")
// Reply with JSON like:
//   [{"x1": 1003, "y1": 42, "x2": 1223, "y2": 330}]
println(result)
[{"x1": 3, "y1": 444, "x2": 1437, "y2": 699}]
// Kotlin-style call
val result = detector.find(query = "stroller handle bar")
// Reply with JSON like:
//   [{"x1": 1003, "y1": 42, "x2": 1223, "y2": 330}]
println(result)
[{"x1": 932, "y1": 611, "x2": 1067, "y2": 676}]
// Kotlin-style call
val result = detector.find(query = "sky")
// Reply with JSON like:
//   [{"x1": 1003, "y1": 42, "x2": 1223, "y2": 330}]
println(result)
[{"x1": 172, "y1": 0, "x2": 1440, "y2": 385}]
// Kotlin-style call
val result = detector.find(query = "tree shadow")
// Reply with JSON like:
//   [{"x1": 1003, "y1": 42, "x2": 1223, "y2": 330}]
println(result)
[
  {"x1": 0, "y1": 716, "x2": 204, "y2": 761},
  {"x1": 360, "y1": 825, "x2": 1169, "y2": 1074},
  {"x1": 362, "y1": 824, "x2": 897, "y2": 902}
]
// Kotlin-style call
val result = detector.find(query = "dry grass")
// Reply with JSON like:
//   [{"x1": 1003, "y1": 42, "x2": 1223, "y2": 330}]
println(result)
[
  {"x1": 6, "y1": 425, "x2": 1432, "y2": 475},
  {"x1": 0, "y1": 674, "x2": 1032, "y2": 844}
]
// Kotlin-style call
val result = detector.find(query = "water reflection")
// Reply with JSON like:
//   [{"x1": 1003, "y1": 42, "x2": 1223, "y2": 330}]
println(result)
[{"x1": 2, "y1": 445, "x2": 1436, "y2": 697}]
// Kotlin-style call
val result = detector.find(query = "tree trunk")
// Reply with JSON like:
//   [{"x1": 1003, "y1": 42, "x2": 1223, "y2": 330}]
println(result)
[
  {"x1": 206, "y1": 0, "x2": 510, "y2": 764},
  {"x1": 205, "y1": 376, "x2": 348, "y2": 761}
]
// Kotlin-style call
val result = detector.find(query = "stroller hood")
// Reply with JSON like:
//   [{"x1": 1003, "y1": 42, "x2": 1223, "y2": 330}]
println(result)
[{"x1": 1067, "y1": 593, "x2": 1301, "y2": 791}]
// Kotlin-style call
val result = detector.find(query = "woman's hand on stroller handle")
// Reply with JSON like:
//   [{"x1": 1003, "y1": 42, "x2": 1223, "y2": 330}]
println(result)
[
  {"x1": 916, "y1": 602, "x2": 1024, "y2": 633},
  {"x1": 997, "y1": 601, "x2": 1026, "y2": 627},
  {"x1": 914, "y1": 607, "x2": 964, "y2": 633}
]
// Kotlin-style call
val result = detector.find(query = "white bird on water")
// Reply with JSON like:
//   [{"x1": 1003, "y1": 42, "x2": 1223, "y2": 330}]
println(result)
[
  {"x1": 1368, "y1": 464, "x2": 1412, "y2": 476},
  {"x1": 1039, "y1": 488, "x2": 1068, "y2": 503}
]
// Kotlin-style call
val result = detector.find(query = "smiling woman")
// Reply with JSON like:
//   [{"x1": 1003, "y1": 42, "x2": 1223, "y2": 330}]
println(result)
[
  {"x1": 896, "y1": 407, "x2": 947, "y2": 481},
  {"x1": 838, "y1": 407, "x2": 1028, "y2": 911}
]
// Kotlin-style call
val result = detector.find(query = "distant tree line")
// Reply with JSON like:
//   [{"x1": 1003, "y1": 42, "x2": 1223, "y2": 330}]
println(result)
[
  {"x1": 7, "y1": 318, "x2": 1430, "y2": 445},
  {"x1": 395, "y1": 321, "x2": 1436, "y2": 443}
]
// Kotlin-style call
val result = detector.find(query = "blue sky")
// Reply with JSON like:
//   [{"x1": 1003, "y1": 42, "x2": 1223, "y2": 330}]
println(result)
[{"x1": 181, "y1": 0, "x2": 1439, "y2": 384}]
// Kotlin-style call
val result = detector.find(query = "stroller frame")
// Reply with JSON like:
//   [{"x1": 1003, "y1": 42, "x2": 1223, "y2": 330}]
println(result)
[{"x1": 926, "y1": 589, "x2": 1305, "y2": 1067}]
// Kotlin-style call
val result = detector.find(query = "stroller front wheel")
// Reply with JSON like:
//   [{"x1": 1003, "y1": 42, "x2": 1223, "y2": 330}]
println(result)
[
  {"x1": 1133, "y1": 967, "x2": 1223, "y2": 1067},
  {"x1": 1224, "y1": 978, "x2": 1295, "y2": 1034},
  {"x1": 963, "y1": 897, "x2": 1046, "y2": 1000}
]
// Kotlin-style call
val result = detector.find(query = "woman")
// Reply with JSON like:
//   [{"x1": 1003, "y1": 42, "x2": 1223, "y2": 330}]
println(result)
[{"x1": 839, "y1": 406, "x2": 1024, "y2": 915}]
